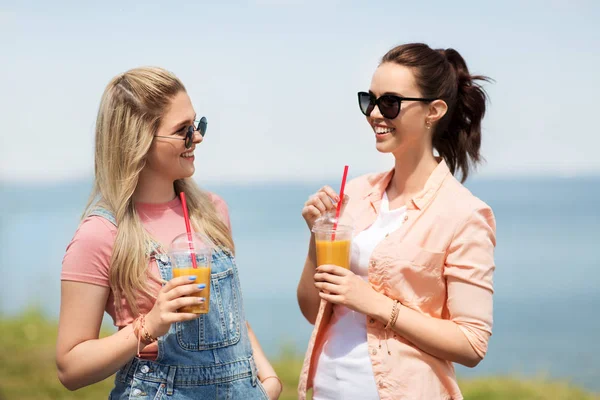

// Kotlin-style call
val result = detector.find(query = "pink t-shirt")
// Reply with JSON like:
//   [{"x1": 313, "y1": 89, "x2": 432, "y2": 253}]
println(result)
[{"x1": 61, "y1": 193, "x2": 231, "y2": 360}]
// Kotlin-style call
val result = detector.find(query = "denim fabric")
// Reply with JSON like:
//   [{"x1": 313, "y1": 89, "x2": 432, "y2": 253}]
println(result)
[{"x1": 88, "y1": 208, "x2": 268, "y2": 399}]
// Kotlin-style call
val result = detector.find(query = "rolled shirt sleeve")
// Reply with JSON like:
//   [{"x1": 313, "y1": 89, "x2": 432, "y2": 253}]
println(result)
[{"x1": 444, "y1": 206, "x2": 497, "y2": 359}]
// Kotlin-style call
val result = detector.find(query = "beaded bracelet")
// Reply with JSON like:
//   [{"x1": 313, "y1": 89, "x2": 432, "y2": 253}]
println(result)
[{"x1": 133, "y1": 314, "x2": 158, "y2": 357}]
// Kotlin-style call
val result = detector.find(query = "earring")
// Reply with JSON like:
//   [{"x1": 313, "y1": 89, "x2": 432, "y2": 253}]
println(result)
[{"x1": 425, "y1": 120, "x2": 432, "y2": 129}]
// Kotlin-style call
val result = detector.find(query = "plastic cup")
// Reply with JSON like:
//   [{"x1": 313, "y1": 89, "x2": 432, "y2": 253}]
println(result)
[
  {"x1": 312, "y1": 213, "x2": 353, "y2": 269},
  {"x1": 168, "y1": 232, "x2": 213, "y2": 314}
]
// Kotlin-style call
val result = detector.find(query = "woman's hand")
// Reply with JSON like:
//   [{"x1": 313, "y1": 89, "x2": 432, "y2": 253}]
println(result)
[
  {"x1": 261, "y1": 377, "x2": 282, "y2": 399},
  {"x1": 301, "y1": 186, "x2": 348, "y2": 231},
  {"x1": 145, "y1": 275, "x2": 206, "y2": 338},
  {"x1": 314, "y1": 264, "x2": 384, "y2": 315}
]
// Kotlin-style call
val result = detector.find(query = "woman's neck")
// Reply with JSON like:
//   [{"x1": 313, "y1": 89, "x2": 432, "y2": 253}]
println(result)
[
  {"x1": 387, "y1": 146, "x2": 438, "y2": 208},
  {"x1": 133, "y1": 170, "x2": 177, "y2": 204}
]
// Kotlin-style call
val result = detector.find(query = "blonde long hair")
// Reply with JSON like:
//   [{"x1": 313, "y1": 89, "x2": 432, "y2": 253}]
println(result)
[{"x1": 84, "y1": 67, "x2": 233, "y2": 315}]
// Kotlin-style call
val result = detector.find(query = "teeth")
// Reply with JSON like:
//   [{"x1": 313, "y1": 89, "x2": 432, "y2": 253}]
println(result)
[
  {"x1": 181, "y1": 152, "x2": 194, "y2": 157},
  {"x1": 375, "y1": 127, "x2": 394, "y2": 134}
]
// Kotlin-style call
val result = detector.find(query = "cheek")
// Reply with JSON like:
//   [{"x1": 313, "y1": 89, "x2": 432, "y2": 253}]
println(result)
[
  {"x1": 145, "y1": 144, "x2": 179, "y2": 171},
  {"x1": 146, "y1": 147, "x2": 164, "y2": 168},
  {"x1": 393, "y1": 109, "x2": 423, "y2": 134},
  {"x1": 144, "y1": 148, "x2": 158, "y2": 169}
]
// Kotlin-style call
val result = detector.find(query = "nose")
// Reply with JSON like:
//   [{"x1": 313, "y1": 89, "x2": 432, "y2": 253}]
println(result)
[
  {"x1": 369, "y1": 104, "x2": 385, "y2": 120},
  {"x1": 193, "y1": 130, "x2": 203, "y2": 144}
]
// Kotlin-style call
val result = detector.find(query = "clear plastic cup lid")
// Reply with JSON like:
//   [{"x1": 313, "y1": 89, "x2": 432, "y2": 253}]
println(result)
[
  {"x1": 169, "y1": 232, "x2": 215, "y2": 256},
  {"x1": 311, "y1": 211, "x2": 354, "y2": 234}
]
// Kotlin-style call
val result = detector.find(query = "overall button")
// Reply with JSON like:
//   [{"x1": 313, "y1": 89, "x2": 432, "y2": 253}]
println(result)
[
  {"x1": 158, "y1": 254, "x2": 168, "y2": 263},
  {"x1": 140, "y1": 365, "x2": 149, "y2": 374},
  {"x1": 132, "y1": 388, "x2": 142, "y2": 396}
]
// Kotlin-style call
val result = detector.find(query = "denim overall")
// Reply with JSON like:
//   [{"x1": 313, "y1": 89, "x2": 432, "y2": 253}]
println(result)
[{"x1": 88, "y1": 208, "x2": 269, "y2": 400}]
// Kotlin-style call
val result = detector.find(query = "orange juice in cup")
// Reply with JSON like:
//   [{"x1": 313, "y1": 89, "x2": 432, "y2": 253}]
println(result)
[
  {"x1": 312, "y1": 214, "x2": 353, "y2": 269},
  {"x1": 171, "y1": 264, "x2": 211, "y2": 313},
  {"x1": 169, "y1": 232, "x2": 213, "y2": 314},
  {"x1": 315, "y1": 238, "x2": 352, "y2": 269}
]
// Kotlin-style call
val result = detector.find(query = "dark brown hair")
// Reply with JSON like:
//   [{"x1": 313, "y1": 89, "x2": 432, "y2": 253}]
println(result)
[{"x1": 381, "y1": 43, "x2": 491, "y2": 182}]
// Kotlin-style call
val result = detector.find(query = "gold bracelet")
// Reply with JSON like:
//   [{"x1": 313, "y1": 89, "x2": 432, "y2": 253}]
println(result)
[
  {"x1": 390, "y1": 301, "x2": 401, "y2": 327},
  {"x1": 261, "y1": 375, "x2": 283, "y2": 393},
  {"x1": 135, "y1": 314, "x2": 157, "y2": 345},
  {"x1": 385, "y1": 300, "x2": 400, "y2": 330},
  {"x1": 142, "y1": 326, "x2": 157, "y2": 344}
]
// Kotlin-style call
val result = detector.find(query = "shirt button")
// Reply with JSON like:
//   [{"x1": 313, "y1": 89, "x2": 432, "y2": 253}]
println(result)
[
  {"x1": 369, "y1": 318, "x2": 375, "y2": 324},
  {"x1": 403, "y1": 215, "x2": 408, "y2": 222},
  {"x1": 140, "y1": 365, "x2": 149, "y2": 373}
]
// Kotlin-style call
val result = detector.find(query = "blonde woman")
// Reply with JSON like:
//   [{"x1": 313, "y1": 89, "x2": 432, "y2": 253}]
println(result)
[{"x1": 56, "y1": 67, "x2": 282, "y2": 399}]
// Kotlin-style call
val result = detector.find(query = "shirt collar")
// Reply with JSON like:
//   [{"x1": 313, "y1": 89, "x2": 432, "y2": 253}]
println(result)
[{"x1": 363, "y1": 158, "x2": 451, "y2": 211}]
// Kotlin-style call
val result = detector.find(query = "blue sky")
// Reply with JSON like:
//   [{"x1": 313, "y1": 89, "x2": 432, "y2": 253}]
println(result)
[{"x1": 1, "y1": 0, "x2": 599, "y2": 183}]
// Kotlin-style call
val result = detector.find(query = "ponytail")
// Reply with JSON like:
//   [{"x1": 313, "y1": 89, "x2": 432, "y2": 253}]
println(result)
[{"x1": 381, "y1": 43, "x2": 491, "y2": 182}]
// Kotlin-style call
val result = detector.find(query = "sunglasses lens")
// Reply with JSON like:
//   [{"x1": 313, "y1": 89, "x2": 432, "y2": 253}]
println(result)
[
  {"x1": 378, "y1": 95, "x2": 400, "y2": 119},
  {"x1": 198, "y1": 116, "x2": 208, "y2": 137},
  {"x1": 358, "y1": 93, "x2": 374, "y2": 116},
  {"x1": 185, "y1": 126, "x2": 194, "y2": 148}
]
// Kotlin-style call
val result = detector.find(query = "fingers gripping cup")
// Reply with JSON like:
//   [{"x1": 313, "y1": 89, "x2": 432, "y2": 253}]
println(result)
[
  {"x1": 169, "y1": 232, "x2": 213, "y2": 314},
  {"x1": 312, "y1": 213, "x2": 353, "y2": 269}
]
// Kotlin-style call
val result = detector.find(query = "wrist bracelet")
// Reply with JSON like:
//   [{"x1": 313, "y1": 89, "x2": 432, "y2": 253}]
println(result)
[
  {"x1": 261, "y1": 375, "x2": 283, "y2": 393},
  {"x1": 133, "y1": 314, "x2": 158, "y2": 357},
  {"x1": 385, "y1": 300, "x2": 400, "y2": 330}
]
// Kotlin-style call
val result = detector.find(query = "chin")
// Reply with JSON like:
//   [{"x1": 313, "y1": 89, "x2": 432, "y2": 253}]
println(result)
[
  {"x1": 375, "y1": 141, "x2": 396, "y2": 154},
  {"x1": 176, "y1": 168, "x2": 195, "y2": 181},
  {"x1": 182, "y1": 171, "x2": 195, "y2": 179}
]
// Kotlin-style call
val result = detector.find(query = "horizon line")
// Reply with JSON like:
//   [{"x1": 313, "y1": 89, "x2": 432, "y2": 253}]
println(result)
[{"x1": 2, "y1": 171, "x2": 600, "y2": 188}]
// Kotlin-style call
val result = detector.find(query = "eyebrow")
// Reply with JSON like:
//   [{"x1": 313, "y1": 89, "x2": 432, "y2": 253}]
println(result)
[
  {"x1": 368, "y1": 90, "x2": 406, "y2": 98},
  {"x1": 171, "y1": 114, "x2": 197, "y2": 132},
  {"x1": 383, "y1": 91, "x2": 405, "y2": 97}
]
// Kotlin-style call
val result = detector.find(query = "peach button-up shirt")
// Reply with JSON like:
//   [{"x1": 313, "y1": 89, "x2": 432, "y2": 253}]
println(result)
[{"x1": 298, "y1": 160, "x2": 497, "y2": 400}]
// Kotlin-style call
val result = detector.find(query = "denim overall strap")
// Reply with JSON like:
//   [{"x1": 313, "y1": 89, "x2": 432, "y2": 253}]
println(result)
[
  {"x1": 87, "y1": 207, "x2": 117, "y2": 226},
  {"x1": 88, "y1": 207, "x2": 170, "y2": 357},
  {"x1": 87, "y1": 207, "x2": 161, "y2": 257}
]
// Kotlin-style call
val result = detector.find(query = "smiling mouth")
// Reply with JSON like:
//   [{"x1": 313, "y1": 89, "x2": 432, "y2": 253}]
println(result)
[
  {"x1": 181, "y1": 151, "x2": 194, "y2": 158},
  {"x1": 374, "y1": 126, "x2": 395, "y2": 135}
]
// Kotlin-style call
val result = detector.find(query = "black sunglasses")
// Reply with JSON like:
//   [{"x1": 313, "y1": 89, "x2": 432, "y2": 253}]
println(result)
[
  {"x1": 155, "y1": 116, "x2": 208, "y2": 149},
  {"x1": 357, "y1": 92, "x2": 436, "y2": 120}
]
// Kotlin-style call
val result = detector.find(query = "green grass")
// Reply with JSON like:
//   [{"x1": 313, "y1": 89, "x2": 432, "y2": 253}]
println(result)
[
  {"x1": 459, "y1": 377, "x2": 599, "y2": 400},
  {"x1": 0, "y1": 310, "x2": 597, "y2": 400}
]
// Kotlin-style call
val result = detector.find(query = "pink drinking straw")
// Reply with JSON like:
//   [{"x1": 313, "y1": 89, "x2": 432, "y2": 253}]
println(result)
[
  {"x1": 179, "y1": 192, "x2": 198, "y2": 269},
  {"x1": 331, "y1": 165, "x2": 349, "y2": 241}
]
